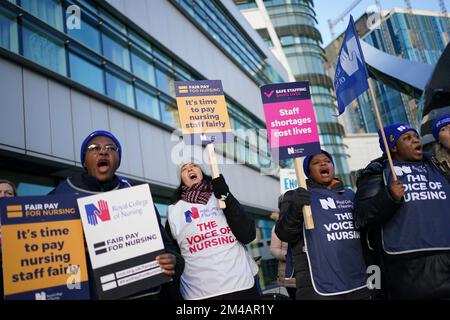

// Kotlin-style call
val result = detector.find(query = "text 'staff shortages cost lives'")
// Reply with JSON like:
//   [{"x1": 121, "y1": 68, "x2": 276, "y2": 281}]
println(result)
[
  {"x1": 175, "y1": 80, "x2": 233, "y2": 145},
  {"x1": 261, "y1": 81, "x2": 321, "y2": 160},
  {"x1": 77, "y1": 184, "x2": 170, "y2": 300},
  {"x1": 0, "y1": 195, "x2": 89, "y2": 300}
]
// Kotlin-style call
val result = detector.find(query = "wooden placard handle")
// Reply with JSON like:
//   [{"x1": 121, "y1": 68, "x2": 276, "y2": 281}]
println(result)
[{"x1": 294, "y1": 157, "x2": 314, "y2": 229}]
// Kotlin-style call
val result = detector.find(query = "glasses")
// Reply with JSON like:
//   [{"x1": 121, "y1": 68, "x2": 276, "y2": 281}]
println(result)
[{"x1": 86, "y1": 144, "x2": 119, "y2": 154}]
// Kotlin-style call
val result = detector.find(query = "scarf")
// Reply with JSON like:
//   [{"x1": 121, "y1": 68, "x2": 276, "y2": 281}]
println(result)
[{"x1": 181, "y1": 180, "x2": 213, "y2": 205}]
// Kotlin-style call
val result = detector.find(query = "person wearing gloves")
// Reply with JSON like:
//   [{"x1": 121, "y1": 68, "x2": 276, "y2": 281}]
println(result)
[
  {"x1": 166, "y1": 162, "x2": 259, "y2": 300},
  {"x1": 432, "y1": 114, "x2": 450, "y2": 176},
  {"x1": 354, "y1": 123, "x2": 450, "y2": 299},
  {"x1": 276, "y1": 150, "x2": 369, "y2": 300},
  {"x1": 51, "y1": 130, "x2": 184, "y2": 299}
]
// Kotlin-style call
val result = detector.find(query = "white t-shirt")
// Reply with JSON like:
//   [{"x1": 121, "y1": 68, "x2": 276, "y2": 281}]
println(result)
[{"x1": 167, "y1": 195, "x2": 257, "y2": 300}]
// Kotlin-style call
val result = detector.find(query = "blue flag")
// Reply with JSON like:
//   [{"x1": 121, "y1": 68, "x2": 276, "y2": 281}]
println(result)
[{"x1": 334, "y1": 15, "x2": 369, "y2": 115}]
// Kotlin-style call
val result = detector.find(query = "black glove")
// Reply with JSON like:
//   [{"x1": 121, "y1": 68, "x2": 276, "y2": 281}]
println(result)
[
  {"x1": 211, "y1": 174, "x2": 230, "y2": 200},
  {"x1": 281, "y1": 187, "x2": 311, "y2": 213}
]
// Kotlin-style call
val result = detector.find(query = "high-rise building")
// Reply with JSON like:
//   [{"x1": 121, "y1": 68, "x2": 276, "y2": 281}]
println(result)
[
  {"x1": 325, "y1": 9, "x2": 450, "y2": 136},
  {"x1": 236, "y1": 0, "x2": 352, "y2": 186},
  {"x1": 0, "y1": 0, "x2": 290, "y2": 290}
]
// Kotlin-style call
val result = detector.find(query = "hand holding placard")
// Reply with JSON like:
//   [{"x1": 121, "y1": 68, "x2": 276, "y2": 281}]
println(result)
[{"x1": 261, "y1": 81, "x2": 321, "y2": 230}]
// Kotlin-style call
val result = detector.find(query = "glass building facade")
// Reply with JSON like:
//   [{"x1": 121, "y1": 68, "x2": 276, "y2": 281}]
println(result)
[
  {"x1": 0, "y1": 0, "x2": 280, "y2": 176},
  {"x1": 236, "y1": 0, "x2": 352, "y2": 186},
  {"x1": 326, "y1": 10, "x2": 449, "y2": 135},
  {"x1": 0, "y1": 0, "x2": 288, "y2": 291}
]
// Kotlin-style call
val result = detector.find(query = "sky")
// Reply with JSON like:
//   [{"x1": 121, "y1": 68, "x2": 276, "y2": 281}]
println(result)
[{"x1": 314, "y1": 0, "x2": 449, "y2": 47}]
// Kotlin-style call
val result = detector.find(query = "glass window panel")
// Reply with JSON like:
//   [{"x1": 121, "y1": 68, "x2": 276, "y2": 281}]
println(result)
[
  {"x1": 159, "y1": 99, "x2": 179, "y2": 128},
  {"x1": 102, "y1": 32, "x2": 131, "y2": 71},
  {"x1": 69, "y1": 51, "x2": 104, "y2": 94},
  {"x1": 99, "y1": 9, "x2": 126, "y2": 34},
  {"x1": 67, "y1": 16, "x2": 100, "y2": 53},
  {"x1": 0, "y1": 7, "x2": 18, "y2": 53},
  {"x1": 78, "y1": 0, "x2": 97, "y2": 14},
  {"x1": 135, "y1": 86, "x2": 161, "y2": 120},
  {"x1": 21, "y1": 0, "x2": 63, "y2": 31},
  {"x1": 155, "y1": 67, "x2": 175, "y2": 97},
  {"x1": 22, "y1": 21, "x2": 66, "y2": 75},
  {"x1": 131, "y1": 50, "x2": 156, "y2": 85},
  {"x1": 106, "y1": 70, "x2": 134, "y2": 107},
  {"x1": 128, "y1": 30, "x2": 151, "y2": 52}
]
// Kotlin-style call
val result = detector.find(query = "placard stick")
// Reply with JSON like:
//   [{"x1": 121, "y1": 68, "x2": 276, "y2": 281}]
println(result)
[
  {"x1": 368, "y1": 81, "x2": 397, "y2": 180},
  {"x1": 206, "y1": 143, "x2": 226, "y2": 209},
  {"x1": 293, "y1": 157, "x2": 314, "y2": 229}
]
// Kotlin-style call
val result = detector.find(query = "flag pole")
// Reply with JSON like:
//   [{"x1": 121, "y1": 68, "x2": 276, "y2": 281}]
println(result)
[{"x1": 367, "y1": 80, "x2": 397, "y2": 181}]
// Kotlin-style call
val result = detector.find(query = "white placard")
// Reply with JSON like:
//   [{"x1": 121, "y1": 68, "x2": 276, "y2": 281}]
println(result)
[
  {"x1": 77, "y1": 184, "x2": 164, "y2": 269},
  {"x1": 280, "y1": 168, "x2": 298, "y2": 195}
]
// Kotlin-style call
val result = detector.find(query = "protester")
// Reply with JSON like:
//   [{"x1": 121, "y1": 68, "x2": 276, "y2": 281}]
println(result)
[
  {"x1": 165, "y1": 162, "x2": 259, "y2": 300},
  {"x1": 276, "y1": 150, "x2": 369, "y2": 300},
  {"x1": 0, "y1": 180, "x2": 17, "y2": 198},
  {"x1": 269, "y1": 211, "x2": 296, "y2": 299},
  {"x1": 50, "y1": 130, "x2": 184, "y2": 299},
  {"x1": 354, "y1": 123, "x2": 450, "y2": 299},
  {"x1": 432, "y1": 114, "x2": 450, "y2": 176},
  {"x1": 0, "y1": 179, "x2": 18, "y2": 300}
]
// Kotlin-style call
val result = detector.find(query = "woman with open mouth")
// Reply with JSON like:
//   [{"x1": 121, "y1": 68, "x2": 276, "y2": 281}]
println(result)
[
  {"x1": 276, "y1": 150, "x2": 370, "y2": 300},
  {"x1": 165, "y1": 162, "x2": 259, "y2": 300},
  {"x1": 354, "y1": 123, "x2": 450, "y2": 299}
]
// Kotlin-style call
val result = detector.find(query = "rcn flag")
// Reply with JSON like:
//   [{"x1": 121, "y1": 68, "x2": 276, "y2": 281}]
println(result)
[{"x1": 334, "y1": 15, "x2": 369, "y2": 115}]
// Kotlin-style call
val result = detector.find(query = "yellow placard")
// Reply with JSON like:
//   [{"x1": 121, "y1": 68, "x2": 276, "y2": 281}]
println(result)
[{"x1": 2, "y1": 220, "x2": 88, "y2": 296}]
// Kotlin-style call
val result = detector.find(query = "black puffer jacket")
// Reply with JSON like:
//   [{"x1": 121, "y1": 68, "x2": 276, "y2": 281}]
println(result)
[
  {"x1": 354, "y1": 156, "x2": 450, "y2": 299},
  {"x1": 275, "y1": 179, "x2": 369, "y2": 300}
]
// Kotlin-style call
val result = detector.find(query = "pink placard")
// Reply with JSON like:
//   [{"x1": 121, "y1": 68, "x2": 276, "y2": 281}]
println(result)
[{"x1": 264, "y1": 99, "x2": 319, "y2": 148}]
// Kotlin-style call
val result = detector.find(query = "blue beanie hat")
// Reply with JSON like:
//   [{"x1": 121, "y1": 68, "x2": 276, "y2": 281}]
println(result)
[
  {"x1": 303, "y1": 150, "x2": 334, "y2": 177},
  {"x1": 80, "y1": 130, "x2": 122, "y2": 166},
  {"x1": 432, "y1": 114, "x2": 450, "y2": 141},
  {"x1": 377, "y1": 123, "x2": 418, "y2": 154}
]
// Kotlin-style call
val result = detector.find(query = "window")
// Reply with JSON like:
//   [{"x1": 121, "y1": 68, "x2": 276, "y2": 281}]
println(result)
[
  {"x1": 67, "y1": 14, "x2": 101, "y2": 53},
  {"x1": 69, "y1": 51, "x2": 104, "y2": 94},
  {"x1": 102, "y1": 31, "x2": 131, "y2": 71},
  {"x1": 135, "y1": 85, "x2": 160, "y2": 120},
  {"x1": 21, "y1": 0, "x2": 63, "y2": 31},
  {"x1": 131, "y1": 49, "x2": 156, "y2": 85},
  {"x1": 22, "y1": 20, "x2": 66, "y2": 75},
  {"x1": 155, "y1": 66, "x2": 175, "y2": 97},
  {"x1": 128, "y1": 30, "x2": 151, "y2": 52},
  {"x1": 0, "y1": 6, "x2": 18, "y2": 53},
  {"x1": 106, "y1": 69, "x2": 134, "y2": 108},
  {"x1": 159, "y1": 99, "x2": 179, "y2": 128}
]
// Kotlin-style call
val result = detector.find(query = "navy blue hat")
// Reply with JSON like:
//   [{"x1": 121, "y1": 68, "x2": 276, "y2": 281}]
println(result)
[
  {"x1": 377, "y1": 123, "x2": 418, "y2": 154},
  {"x1": 303, "y1": 150, "x2": 334, "y2": 177},
  {"x1": 80, "y1": 130, "x2": 122, "y2": 166},
  {"x1": 432, "y1": 114, "x2": 450, "y2": 141}
]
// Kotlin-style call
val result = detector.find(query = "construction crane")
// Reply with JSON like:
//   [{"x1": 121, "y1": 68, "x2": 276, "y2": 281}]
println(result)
[{"x1": 327, "y1": 0, "x2": 363, "y2": 40}]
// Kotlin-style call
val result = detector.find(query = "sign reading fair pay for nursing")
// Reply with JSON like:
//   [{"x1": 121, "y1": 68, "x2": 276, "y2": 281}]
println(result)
[{"x1": 77, "y1": 184, "x2": 170, "y2": 299}]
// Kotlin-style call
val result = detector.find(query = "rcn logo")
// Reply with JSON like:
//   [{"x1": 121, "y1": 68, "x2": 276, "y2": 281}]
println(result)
[
  {"x1": 85, "y1": 200, "x2": 111, "y2": 226},
  {"x1": 394, "y1": 166, "x2": 412, "y2": 177},
  {"x1": 340, "y1": 36, "x2": 363, "y2": 77},
  {"x1": 35, "y1": 291, "x2": 47, "y2": 300},
  {"x1": 184, "y1": 207, "x2": 200, "y2": 223},
  {"x1": 319, "y1": 197, "x2": 336, "y2": 210}
]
